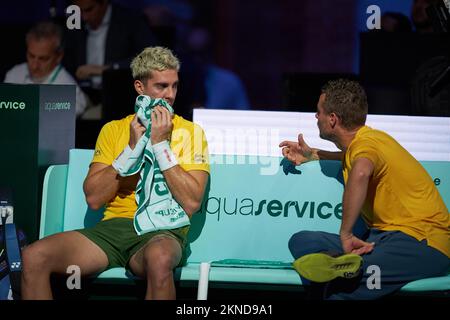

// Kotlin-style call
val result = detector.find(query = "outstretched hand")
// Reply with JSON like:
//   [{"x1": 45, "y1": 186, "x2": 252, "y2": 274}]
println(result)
[{"x1": 279, "y1": 134, "x2": 316, "y2": 165}]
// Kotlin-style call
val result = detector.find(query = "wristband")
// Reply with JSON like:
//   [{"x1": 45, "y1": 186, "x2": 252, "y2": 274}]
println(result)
[
  {"x1": 152, "y1": 140, "x2": 178, "y2": 171},
  {"x1": 112, "y1": 145, "x2": 133, "y2": 172}
]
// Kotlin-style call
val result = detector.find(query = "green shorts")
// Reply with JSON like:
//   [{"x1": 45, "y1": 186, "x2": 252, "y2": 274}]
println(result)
[{"x1": 76, "y1": 218, "x2": 189, "y2": 270}]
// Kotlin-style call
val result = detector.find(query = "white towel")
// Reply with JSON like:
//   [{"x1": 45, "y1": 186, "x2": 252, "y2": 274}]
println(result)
[{"x1": 114, "y1": 95, "x2": 190, "y2": 235}]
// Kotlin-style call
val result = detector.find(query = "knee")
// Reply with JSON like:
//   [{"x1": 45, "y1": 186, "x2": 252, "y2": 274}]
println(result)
[
  {"x1": 21, "y1": 242, "x2": 53, "y2": 274},
  {"x1": 143, "y1": 246, "x2": 176, "y2": 282},
  {"x1": 288, "y1": 230, "x2": 321, "y2": 258}
]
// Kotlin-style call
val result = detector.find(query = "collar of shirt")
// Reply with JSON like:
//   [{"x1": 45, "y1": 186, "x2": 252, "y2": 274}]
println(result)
[{"x1": 85, "y1": 4, "x2": 112, "y2": 33}]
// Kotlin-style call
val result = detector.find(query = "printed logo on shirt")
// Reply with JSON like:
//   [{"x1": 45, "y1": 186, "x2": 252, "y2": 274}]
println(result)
[
  {"x1": 194, "y1": 154, "x2": 207, "y2": 164},
  {"x1": 94, "y1": 149, "x2": 101, "y2": 157}
]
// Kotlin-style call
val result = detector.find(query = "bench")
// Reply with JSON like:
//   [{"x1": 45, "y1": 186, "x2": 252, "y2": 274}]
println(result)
[{"x1": 40, "y1": 149, "x2": 450, "y2": 299}]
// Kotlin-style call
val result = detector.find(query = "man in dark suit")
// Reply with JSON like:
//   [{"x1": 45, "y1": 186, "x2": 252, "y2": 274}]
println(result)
[{"x1": 64, "y1": 0, "x2": 156, "y2": 104}]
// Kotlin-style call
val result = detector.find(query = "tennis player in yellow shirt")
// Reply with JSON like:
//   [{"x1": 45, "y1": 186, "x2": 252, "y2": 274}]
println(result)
[
  {"x1": 21, "y1": 47, "x2": 210, "y2": 300},
  {"x1": 281, "y1": 79, "x2": 449, "y2": 299}
]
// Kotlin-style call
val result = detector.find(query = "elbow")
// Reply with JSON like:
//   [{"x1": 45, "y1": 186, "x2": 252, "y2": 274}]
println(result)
[
  {"x1": 85, "y1": 195, "x2": 104, "y2": 211},
  {"x1": 184, "y1": 200, "x2": 202, "y2": 217},
  {"x1": 352, "y1": 159, "x2": 374, "y2": 180},
  {"x1": 355, "y1": 169, "x2": 371, "y2": 181},
  {"x1": 83, "y1": 180, "x2": 104, "y2": 211}
]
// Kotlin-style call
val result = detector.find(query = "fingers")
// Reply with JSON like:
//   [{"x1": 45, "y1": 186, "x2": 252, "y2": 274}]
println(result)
[
  {"x1": 151, "y1": 107, "x2": 158, "y2": 126},
  {"x1": 150, "y1": 106, "x2": 172, "y2": 144},
  {"x1": 131, "y1": 114, "x2": 138, "y2": 125},
  {"x1": 363, "y1": 242, "x2": 375, "y2": 254},
  {"x1": 352, "y1": 247, "x2": 365, "y2": 255},
  {"x1": 351, "y1": 240, "x2": 375, "y2": 255},
  {"x1": 152, "y1": 106, "x2": 171, "y2": 126},
  {"x1": 279, "y1": 140, "x2": 295, "y2": 148},
  {"x1": 280, "y1": 135, "x2": 308, "y2": 152},
  {"x1": 152, "y1": 106, "x2": 164, "y2": 125},
  {"x1": 298, "y1": 133, "x2": 308, "y2": 147},
  {"x1": 352, "y1": 245, "x2": 373, "y2": 255},
  {"x1": 160, "y1": 106, "x2": 170, "y2": 124},
  {"x1": 358, "y1": 239, "x2": 375, "y2": 248},
  {"x1": 138, "y1": 125, "x2": 146, "y2": 134},
  {"x1": 131, "y1": 114, "x2": 140, "y2": 129},
  {"x1": 131, "y1": 114, "x2": 145, "y2": 131},
  {"x1": 129, "y1": 115, "x2": 145, "y2": 149},
  {"x1": 281, "y1": 146, "x2": 292, "y2": 159},
  {"x1": 282, "y1": 148, "x2": 299, "y2": 165}
]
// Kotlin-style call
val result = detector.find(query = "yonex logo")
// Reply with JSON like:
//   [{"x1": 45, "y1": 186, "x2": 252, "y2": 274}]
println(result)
[{"x1": 10, "y1": 261, "x2": 21, "y2": 270}]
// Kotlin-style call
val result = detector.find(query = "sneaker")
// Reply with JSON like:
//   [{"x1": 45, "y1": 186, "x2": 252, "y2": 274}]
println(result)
[{"x1": 292, "y1": 252, "x2": 363, "y2": 283}]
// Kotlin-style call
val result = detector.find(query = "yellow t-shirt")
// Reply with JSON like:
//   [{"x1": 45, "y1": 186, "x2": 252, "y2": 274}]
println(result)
[
  {"x1": 343, "y1": 126, "x2": 449, "y2": 258},
  {"x1": 91, "y1": 114, "x2": 210, "y2": 221}
]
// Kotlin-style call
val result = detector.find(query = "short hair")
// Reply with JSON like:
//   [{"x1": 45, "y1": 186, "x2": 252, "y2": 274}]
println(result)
[
  {"x1": 321, "y1": 79, "x2": 368, "y2": 129},
  {"x1": 26, "y1": 20, "x2": 63, "y2": 52},
  {"x1": 130, "y1": 47, "x2": 180, "y2": 82}
]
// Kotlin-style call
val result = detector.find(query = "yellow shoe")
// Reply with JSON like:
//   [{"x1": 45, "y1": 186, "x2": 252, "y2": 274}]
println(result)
[{"x1": 293, "y1": 253, "x2": 363, "y2": 283}]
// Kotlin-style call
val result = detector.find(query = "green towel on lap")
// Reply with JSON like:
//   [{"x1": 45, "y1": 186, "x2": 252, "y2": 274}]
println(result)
[{"x1": 115, "y1": 95, "x2": 190, "y2": 235}]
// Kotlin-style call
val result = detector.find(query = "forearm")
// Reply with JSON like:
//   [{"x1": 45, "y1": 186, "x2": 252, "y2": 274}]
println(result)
[
  {"x1": 314, "y1": 149, "x2": 344, "y2": 161},
  {"x1": 162, "y1": 166, "x2": 206, "y2": 218},
  {"x1": 340, "y1": 170, "x2": 370, "y2": 238},
  {"x1": 83, "y1": 166, "x2": 121, "y2": 210}
]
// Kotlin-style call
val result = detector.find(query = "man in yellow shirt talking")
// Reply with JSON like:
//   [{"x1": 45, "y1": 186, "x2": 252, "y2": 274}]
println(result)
[
  {"x1": 21, "y1": 47, "x2": 210, "y2": 300},
  {"x1": 281, "y1": 79, "x2": 449, "y2": 299}
]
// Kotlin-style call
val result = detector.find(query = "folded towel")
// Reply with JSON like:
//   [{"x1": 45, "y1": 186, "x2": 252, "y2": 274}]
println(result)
[{"x1": 114, "y1": 95, "x2": 190, "y2": 235}]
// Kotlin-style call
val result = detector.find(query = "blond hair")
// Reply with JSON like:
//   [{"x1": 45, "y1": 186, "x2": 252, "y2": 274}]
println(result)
[{"x1": 130, "y1": 46, "x2": 180, "y2": 81}]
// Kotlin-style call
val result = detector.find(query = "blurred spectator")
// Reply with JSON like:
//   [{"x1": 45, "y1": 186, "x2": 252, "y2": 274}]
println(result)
[
  {"x1": 3, "y1": 20, "x2": 87, "y2": 117},
  {"x1": 411, "y1": 55, "x2": 450, "y2": 116},
  {"x1": 63, "y1": 0, "x2": 156, "y2": 109},
  {"x1": 410, "y1": 0, "x2": 450, "y2": 116},
  {"x1": 182, "y1": 26, "x2": 250, "y2": 110},
  {"x1": 143, "y1": 0, "x2": 193, "y2": 28},
  {"x1": 141, "y1": 0, "x2": 195, "y2": 50},
  {"x1": 381, "y1": 12, "x2": 412, "y2": 33},
  {"x1": 411, "y1": 0, "x2": 440, "y2": 34}
]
